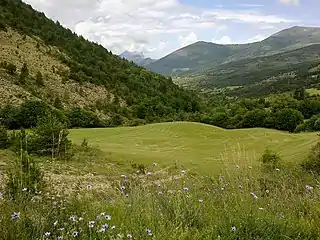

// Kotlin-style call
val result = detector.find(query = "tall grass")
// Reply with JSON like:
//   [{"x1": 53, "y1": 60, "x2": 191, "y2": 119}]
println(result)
[{"x1": 0, "y1": 147, "x2": 320, "y2": 240}]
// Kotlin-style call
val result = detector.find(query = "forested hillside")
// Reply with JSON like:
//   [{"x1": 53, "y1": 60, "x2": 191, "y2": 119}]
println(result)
[{"x1": 0, "y1": 0, "x2": 201, "y2": 129}]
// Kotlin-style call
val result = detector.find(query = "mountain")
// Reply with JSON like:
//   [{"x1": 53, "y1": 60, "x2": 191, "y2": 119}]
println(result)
[
  {"x1": 0, "y1": 0, "x2": 201, "y2": 128},
  {"x1": 146, "y1": 26, "x2": 320, "y2": 77},
  {"x1": 120, "y1": 51, "x2": 156, "y2": 66},
  {"x1": 176, "y1": 44, "x2": 320, "y2": 97}
]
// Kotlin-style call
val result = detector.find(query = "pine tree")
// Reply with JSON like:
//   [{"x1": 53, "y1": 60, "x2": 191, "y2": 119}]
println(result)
[
  {"x1": 36, "y1": 71, "x2": 44, "y2": 86},
  {"x1": 19, "y1": 63, "x2": 29, "y2": 85}
]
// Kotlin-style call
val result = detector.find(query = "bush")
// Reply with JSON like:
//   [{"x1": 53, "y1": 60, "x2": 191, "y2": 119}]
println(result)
[
  {"x1": 29, "y1": 115, "x2": 72, "y2": 159},
  {"x1": 260, "y1": 148, "x2": 281, "y2": 166},
  {"x1": 0, "y1": 125, "x2": 10, "y2": 149},
  {"x1": 301, "y1": 141, "x2": 320, "y2": 174},
  {"x1": 68, "y1": 108, "x2": 104, "y2": 128}
]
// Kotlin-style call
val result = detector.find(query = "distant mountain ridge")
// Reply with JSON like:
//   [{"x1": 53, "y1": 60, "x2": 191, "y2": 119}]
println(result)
[
  {"x1": 120, "y1": 50, "x2": 156, "y2": 66},
  {"x1": 145, "y1": 26, "x2": 320, "y2": 77}
]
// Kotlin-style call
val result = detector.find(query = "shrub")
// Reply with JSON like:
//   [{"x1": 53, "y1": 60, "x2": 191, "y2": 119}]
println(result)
[
  {"x1": 29, "y1": 115, "x2": 72, "y2": 159},
  {"x1": 260, "y1": 148, "x2": 281, "y2": 166},
  {"x1": 301, "y1": 141, "x2": 320, "y2": 174},
  {"x1": 68, "y1": 108, "x2": 103, "y2": 128}
]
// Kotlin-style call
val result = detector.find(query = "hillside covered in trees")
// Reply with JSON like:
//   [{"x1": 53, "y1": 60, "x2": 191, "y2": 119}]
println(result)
[{"x1": 0, "y1": 0, "x2": 201, "y2": 129}]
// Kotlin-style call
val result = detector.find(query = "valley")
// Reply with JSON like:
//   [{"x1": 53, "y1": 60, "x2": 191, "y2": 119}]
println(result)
[{"x1": 0, "y1": 0, "x2": 320, "y2": 239}]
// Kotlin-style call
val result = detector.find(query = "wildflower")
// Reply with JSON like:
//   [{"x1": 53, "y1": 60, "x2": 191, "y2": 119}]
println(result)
[
  {"x1": 265, "y1": 189, "x2": 270, "y2": 194},
  {"x1": 198, "y1": 199, "x2": 203, "y2": 203},
  {"x1": 275, "y1": 168, "x2": 280, "y2": 171},
  {"x1": 11, "y1": 212, "x2": 21, "y2": 221},
  {"x1": 153, "y1": 162, "x2": 158, "y2": 167},
  {"x1": 99, "y1": 227, "x2": 106, "y2": 233},
  {"x1": 181, "y1": 170, "x2": 186, "y2": 174},
  {"x1": 73, "y1": 231, "x2": 78, "y2": 237},
  {"x1": 121, "y1": 186, "x2": 126, "y2": 190},
  {"x1": 89, "y1": 221, "x2": 95, "y2": 228},
  {"x1": 145, "y1": 229, "x2": 152, "y2": 234},
  {"x1": 250, "y1": 192, "x2": 259, "y2": 200},
  {"x1": 105, "y1": 215, "x2": 111, "y2": 221},
  {"x1": 231, "y1": 226, "x2": 236, "y2": 232},
  {"x1": 158, "y1": 191, "x2": 163, "y2": 195},
  {"x1": 52, "y1": 201, "x2": 57, "y2": 207},
  {"x1": 57, "y1": 236, "x2": 63, "y2": 240},
  {"x1": 127, "y1": 234, "x2": 133, "y2": 238},
  {"x1": 102, "y1": 224, "x2": 108, "y2": 229},
  {"x1": 111, "y1": 225, "x2": 116, "y2": 230},
  {"x1": 238, "y1": 184, "x2": 243, "y2": 189},
  {"x1": 148, "y1": 233, "x2": 153, "y2": 237},
  {"x1": 22, "y1": 187, "x2": 28, "y2": 192},
  {"x1": 305, "y1": 185, "x2": 314, "y2": 191},
  {"x1": 70, "y1": 216, "x2": 76, "y2": 222},
  {"x1": 146, "y1": 172, "x2": 152, "y2": 176},
  {"x1": 124, "y1": 179, "x2": 129, "y2": 183},
  {"x1": 125, "y1": 194, "x2": 129, "y2": 198},
  {"x1": 259, "y1": 207, "x2": 264, "y2": 210},
  {"x1": 87, "y1": 184, "x2": 92, "y2": 189},
  {"x1": 45, "y1": 232, "x2": 51, "y2": 238},
  {"x1": 183, "y1": 187, "x2": 189, "y2": 192},
  {"x1": 235, "y1": 165, "x2": 240, "y2": 169}
]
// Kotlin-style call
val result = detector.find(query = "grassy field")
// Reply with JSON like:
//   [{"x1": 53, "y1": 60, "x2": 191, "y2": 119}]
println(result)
[
  {"x1": 70, "y1": 122, "x2": 317, "y2": 174},
  {"x1": 1, "y1": 122, "x2": 320, "y2": 239}
]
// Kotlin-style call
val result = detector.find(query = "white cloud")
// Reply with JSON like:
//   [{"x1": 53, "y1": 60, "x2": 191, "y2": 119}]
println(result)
[
  {"x1": 247, "y1": 34, "x2": 266, "y2": 42},
  {"x1": 179, "y1": 32, "x2": 198, "y2": 47},
  {"x1": 279, "y1": 0, "x2": 299, "y2": 5},
  {"x1": 212, "y1": 36, "x2": 232, "y2": 44},
  {"x1": 23, "y1": 0, "x2": 297, "y2": 58}
]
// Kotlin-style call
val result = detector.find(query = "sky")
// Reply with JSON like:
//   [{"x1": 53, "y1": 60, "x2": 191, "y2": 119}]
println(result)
[{"x1": 23, "y1": 0, "x2": 320, "y2": 59}]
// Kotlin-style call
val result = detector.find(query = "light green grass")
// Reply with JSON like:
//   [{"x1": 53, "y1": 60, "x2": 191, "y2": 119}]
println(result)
[{"x1": 70, "y1": 122, "x2": 317, "y2": 174}]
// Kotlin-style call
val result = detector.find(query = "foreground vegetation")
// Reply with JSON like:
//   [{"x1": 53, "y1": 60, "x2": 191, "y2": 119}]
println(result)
[{"x1": 0, "y1": 122, "x2": 320, "y2": 239}]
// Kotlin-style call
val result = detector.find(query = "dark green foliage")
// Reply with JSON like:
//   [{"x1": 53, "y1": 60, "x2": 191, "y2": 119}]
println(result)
[
  {"x1": 0, "y1": 19, "x2": 6, "y2": 31},
  {"x1": 53, "y1": 96, "x2": 63, "y2": 109},
  {"x1": 17, "y1": 100, "x2": 50, "y2": 128},
  {"x1": 301, "y1": 140, "x2": 320, "y2": 174},
  {"x1": 68, "y1": 108, "x2": 104, "y2": 128},
  {"x1": 35, "y1": 71, "x2": 44, "y2": 86},
  {"x1": 293, "y1": 87, "x2": 306, "y2": 100},
  {"x1": 29, "y1": 116, "x2": 72, "y2": 159},
  {"x1": 6, "y1": 151, "x2": 44, "y2": 200},
  {"x1": 0, "y1": 105, "x2": 21, "y2": 129},
  {"x1": 0, "y1": 125, "x2": 10, "y2": 149},
  {"x1": 271, "y1": 108, "x2": 304, "y2": 132},
  {"x1": 241, "y1": 109, "x2": 268, "y2": 128}
]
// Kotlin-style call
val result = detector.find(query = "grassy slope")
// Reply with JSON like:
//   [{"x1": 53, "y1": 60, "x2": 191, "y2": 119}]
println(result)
[
  {"x1": 0, "y1": 29, "x2": 113, "y2": 110},
  {"x1": 70, "y1": 122, "x2": 317, "y2": 174}
]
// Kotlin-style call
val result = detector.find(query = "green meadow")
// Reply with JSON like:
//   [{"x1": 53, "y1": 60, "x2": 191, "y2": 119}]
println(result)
[{"x1": 70, "y1": 122, "x2": 317, "y2": 174}]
